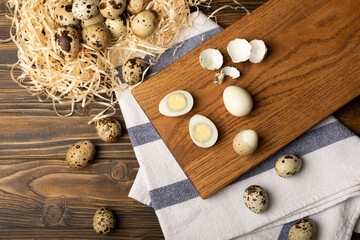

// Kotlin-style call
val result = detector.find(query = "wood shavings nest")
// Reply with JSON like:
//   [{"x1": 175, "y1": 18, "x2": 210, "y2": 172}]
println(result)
[{"x1": 5, "y1": 0, "x2": 209, "y2": 122}]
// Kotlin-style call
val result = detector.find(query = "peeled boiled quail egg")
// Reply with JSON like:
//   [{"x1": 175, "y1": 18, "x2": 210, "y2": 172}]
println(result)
[
  {"x1": 223, "y1": 86, "x2": 253, "y2": 117},
  {"x1": 159, "y1": 90, "x2": 194, "y2": 117},
  {"x1": 189, "y1": 115, "x2": 218, "y2": 148}
]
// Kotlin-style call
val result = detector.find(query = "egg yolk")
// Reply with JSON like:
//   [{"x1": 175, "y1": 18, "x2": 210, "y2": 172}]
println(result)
[
  {"x1": 192, "y1": 123, "x2": 212, "y2": 143},
  {"x1": 167, "y1": 93, "x2": 187, "y2": 112}
]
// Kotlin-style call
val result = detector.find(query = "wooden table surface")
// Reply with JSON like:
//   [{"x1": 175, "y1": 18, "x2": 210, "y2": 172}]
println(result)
[{"x1": 0, "y1": 0, "x2": 359, "y2": 239}]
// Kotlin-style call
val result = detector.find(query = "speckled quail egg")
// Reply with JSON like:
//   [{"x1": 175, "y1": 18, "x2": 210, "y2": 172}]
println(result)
[
  {"x1": 288, "y1": 218, "x2": 317, "y2": 240},
  {"x1": 95, "y1": 117, "x2": 122, "y2": 143},
  {"x1": 93, "y1": 208, "x2": 115, "y2": 235},
  {"x1": 72, "y1": 0, "x2": 100, "y2": 20},
  {"x1": 130, "y1": 10, "x2": 158, "y2": 38},
  {"x1": 66, "y1": 140, "x2": 96, "y2": 169},
  {"x1": 105, "y1": 17, "x2": 127, "y2": 38},
  {"x1": 233, "y1": 129, "x2": 258, "y2": 156},
  {"x1": 127, "y1": 0, "x2": 147, "y2": 15},
  {"x1": 223, "y1": 86, "x2": 253, "y2": 117},
  {"x1": 81, "y1": 13, "x2": 105, "y2": 29},
  {"x1": 189, "y1": 115, "x2": 218, "y2": 148},
  {"x1": 99, "y1": 0, "x2": 127, "y2": 19},
  {"x1": 122, "y1": 58, "x2": 148, "y2": 85},
  {"x1": 54, "y1": 1, "x2": 79, "y2": 28},
  {"x1": 159, "y1": 90, "x2": 194, "y2": 117},
  {"x1": 275, "y1": 154, "x2": 302, "y2": 178},
  {"x1": 243, "y1": 185, "x2": 268, "y2": 214},
  {"x1": 54, "y1": 27, "x2": 80, "y2": 60},
  {"x1": 82, "y1": 25, "x2": 111, "y2": 50}
]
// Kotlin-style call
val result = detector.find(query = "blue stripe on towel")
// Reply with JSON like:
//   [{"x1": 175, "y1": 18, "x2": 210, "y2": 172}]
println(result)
[
  {"x1": 127, "y1": 122, "x2": 161, "y2": 147},
  {"x1": 149, "y1": 180, "x2": 199, "y2": 211},
  {"x1": 149, "y1": 121, "x2": 355, "y2": 210}
]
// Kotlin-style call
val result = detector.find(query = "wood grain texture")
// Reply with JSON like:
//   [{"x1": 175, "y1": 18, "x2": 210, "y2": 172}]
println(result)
[
  {"x1": 0, "y1": 0, "x2": 360, "y2": 238},
  {"x1": 132, "y1": 0, "x2": 360, "y2": 199}
]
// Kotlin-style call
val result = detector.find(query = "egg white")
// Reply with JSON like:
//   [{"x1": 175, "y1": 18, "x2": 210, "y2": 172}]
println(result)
[
  {"x1": 159, "y1": 90, "x2": 194, "y2": 117},
  {"x1": 189, "y1": 115, "x2": 218, "y2": 148}
]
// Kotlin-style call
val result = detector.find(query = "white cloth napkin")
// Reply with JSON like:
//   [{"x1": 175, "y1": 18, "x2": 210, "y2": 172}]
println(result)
[{"x1": 116, "y1": 12, "x2": 360, "y2": 240}]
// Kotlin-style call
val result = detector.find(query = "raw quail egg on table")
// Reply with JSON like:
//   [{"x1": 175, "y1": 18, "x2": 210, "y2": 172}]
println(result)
[
  {"x1": 159, "y1": 90, "x2": 194, "y2": 117},
  {"x1": 288, "y1": 218, "x2": 317, "y2": 240},
  {"x1": 243, "y1": 185, "x2": 269, "y2": 214}
]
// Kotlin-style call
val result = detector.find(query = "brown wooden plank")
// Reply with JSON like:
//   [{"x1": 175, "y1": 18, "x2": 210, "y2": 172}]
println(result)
[{"x1": 132, "y1": 0, "x2": 360, "y2": 199}]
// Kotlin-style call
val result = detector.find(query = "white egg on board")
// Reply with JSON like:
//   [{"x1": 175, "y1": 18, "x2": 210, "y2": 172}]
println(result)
[
  {"x1": 189, "y1": 115, "x2": 218, "y2": 148},
  {"x1": 223, "y1": 86, "x2": 253, "y2": 117},
  {"x1": 159, "y1": 90, "x2": 194, "y2": 117}
]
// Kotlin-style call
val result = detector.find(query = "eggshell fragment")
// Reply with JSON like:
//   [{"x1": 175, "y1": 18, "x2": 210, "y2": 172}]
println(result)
[
  {"x1": 130, "y1": 10, "x2": 158, "y2": 38},
  {"x1": 66, "y1": 140, "x2": 96, "y2": 169},
  {"x1": 199, "y1": 49, "x2": 223, "y2": 70},
  {"x1": 93, "y1": 208, "x2": 115, "y2": 235},
  {"x1": 227, "y1": 38, "x2": 252, "y2": 63},
  {"x1": 275, "y1": 154, "x2": 302, "y2": 178},
  {"x1": 249, "y1": 39, "x2": 267, "y2": 63},
  {"x1": 223, "y1": 86, "x2": 253, "y2": 117},
  {"x1": 233, "y1": 129, "x2": 258, "y2": 156},
  {"x1": 288, "y1": 218, "x2": 317, "y2": 240},
  {"x1": 243, "y1": 185, "x2": 268, "y2": 214}
]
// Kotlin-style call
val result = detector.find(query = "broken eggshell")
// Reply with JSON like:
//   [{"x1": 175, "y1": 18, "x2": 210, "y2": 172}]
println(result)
[
  {"x1": 199, "y1": 49, "x2": 223, "y2": 70},
  {"x1": 249, "y1": 39, "x2": 267, "y2": 63},
  {"x1": 214, "y1": 66, "x2": 240, "y2": 84},
  {"x1": 227, "y1": 39, "x2": 252, "y2": 63}
]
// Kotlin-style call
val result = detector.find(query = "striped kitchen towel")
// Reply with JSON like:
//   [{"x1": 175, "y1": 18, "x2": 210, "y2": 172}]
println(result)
[{"x1": 116, "y1": 12, "x2": 360, "y2": 240}]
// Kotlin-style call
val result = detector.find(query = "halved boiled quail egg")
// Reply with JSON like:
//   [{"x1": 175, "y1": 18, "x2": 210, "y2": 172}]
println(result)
[
  {"x1": 189, "y1": 115, "x2": 218, "y2": 148},
  {"x1": 159, "y1": 90, "x2": 194, "y2": 117}
]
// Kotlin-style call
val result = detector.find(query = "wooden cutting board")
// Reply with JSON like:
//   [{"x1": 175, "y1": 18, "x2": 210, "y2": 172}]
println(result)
[{"x1": 132, "y1": 0, "x2": 360, "y2": 199}]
